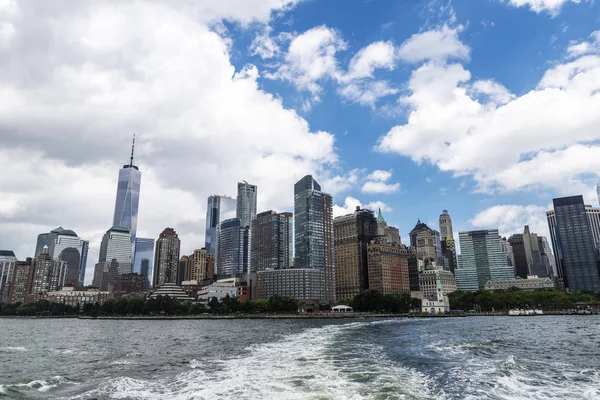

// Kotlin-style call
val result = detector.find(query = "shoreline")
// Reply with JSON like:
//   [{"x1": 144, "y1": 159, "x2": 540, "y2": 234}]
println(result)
[{"x1": 0, "y1": 312, "x2": 596, "y2": 320}]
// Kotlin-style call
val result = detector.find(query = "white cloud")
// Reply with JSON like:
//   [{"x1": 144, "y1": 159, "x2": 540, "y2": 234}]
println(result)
[
  {"x1": 470, "y1": 204, "x2": 551, "y2": 240},
  {"x1": 338, "y1": 80, "x2": 399, "y2": 107},
  {"x1": 397, "y1": 25, "x2": 469, "y2": 63},
  {"x1": 333, "y1": 196, "x2": 392, "y2": 218},
  {"x1": 361, "y1": 169, "x2": 400, "y2": 194},
  {"x1": 567, "y1": 30, "x2": 600, "y2": 58},
  {"x1": 249, "y1": 26, "x2": 280, "y2": 59},
  {"x1": 377, "y1": 27, "x2": 600, "y2": 197},
  {"x1": 267, "y1": 25, "x2": 346, "y2": 96},
  {"x1": 344, "y1": 41, "x2": 396, "y2": 80},
  {"x1": 0, "y1": 1, "x2": 340, "y2": 283},
  {"x1": 505, "y1": 0, "x2": 581, "y2": 15}
]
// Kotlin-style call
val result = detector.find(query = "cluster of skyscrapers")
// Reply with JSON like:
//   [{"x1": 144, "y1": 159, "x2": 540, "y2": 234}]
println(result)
[{"x1": 2, "y1": 137, "x2": 600, "y2": 307}]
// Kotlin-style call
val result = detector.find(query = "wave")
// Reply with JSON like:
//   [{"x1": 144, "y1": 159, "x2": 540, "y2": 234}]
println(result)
[
  {"x1": 71, "y1": 320, "x2": 441, "y2": 400},
  {"x1": 0, "y1": 346, "x2": 27, "y2": 352},
  {"x1": 0, "y1": 376, "x2": 77, "y2": 396}
]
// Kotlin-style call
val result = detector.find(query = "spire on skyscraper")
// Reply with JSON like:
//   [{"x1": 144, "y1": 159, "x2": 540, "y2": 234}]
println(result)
[
  {"x1": 129, "y1": 134, "x2": 135, "y2": 167},
  {"x1": 377, "y1": 207, "x2": 386, "y2": 223}
]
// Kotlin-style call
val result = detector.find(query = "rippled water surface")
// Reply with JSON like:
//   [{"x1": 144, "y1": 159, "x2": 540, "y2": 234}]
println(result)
[{"x1": 1, "y1": 316, "x2": 599, "y2": 399}]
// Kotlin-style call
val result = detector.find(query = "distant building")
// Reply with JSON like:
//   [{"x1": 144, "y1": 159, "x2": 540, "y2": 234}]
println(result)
[
  {"x1": 484, "y1": 276, "x2": 555, "y2": 291},
  {"x1": 547, "y1": 196, "x2": 600, "y2": 292},
  {"x1": 153, "y1": 228, "x2": 181, "y2": 288},
  {"x1": 8, "y1": 259, "x2": 35, "y2": 303},
  {"x1": 409, "y1": 220, "x2": 444, "y2": 267},
  {"x1": 217, "y1": 218, "x2": 249, "y2": 277},
  {"x1": 250, "y1": 210, "x2": 293, "y2": 272},
  {"x1": 0, "y1": 250, "x2": 17, "y2": 302},
  {"x1": 205, "y1": 195, "x2": 237, "y2": 273},
  {"x1": 197, "y1": 278, "x2": 241, "y2": 302},
  {"x1": 334, "y1": 207, "x2": 378, "y2": 300},
  {"x1": 178, "y1": 256, "x2": 188, "y2": 285},
  {"x1": 133, "y1": 237, "x2": 154, "y2": 288},
  {"x1": 255, "y1": 268, "x2": 326, "y2": 301},
  {"x1": 439, "y1": 210, "x2": 454, "y2": 240},
  {"x1": 367, "y1": 238, "x2": 410, "y2": 295},
  {"x1": 376, "y1": 208, "x2": 401, "y2": 245},
  {"x1": 35, "y1": 227, "x2": 88, "y2": 286},
  {"x1": 31, "y1": 249, "x2": 68, "y2": 301},
  {"x1": 407, "y1": 250, "x2": 420, "y2": 292},
  {"x1": 294, "y1": 175, "x2": 335, "y2": 303},
  {"x1": 187, "y1": 248, "x2": 214, "y2": 282},
  {"x1": 236, "y1": 181, "x2": 257, "y2": 229},
  {"x1": 149, "y1": 283, "x2": 194, "y2": 302},
  {"x1": 47, "y1": 287, "x2": 110, "y2": 306},
  {"x1": 419, "y1": 264, "x2": 456, "y2": 301},
  {"x1": 109, "y1": 272, "x2": 146, "y2": 295},
  {"x1": 92, "y1": 226, "x2": 133, "y2": 291},
  {"x1": 500, "y1": 237, "x2": 516, "y2": 273},
  {"x1": 112, "y1": 136, "x2": 141, "y2": 261},
  {"x1": 455, "y1": 229, "x2": 514, "y2": 291},
  {"x1": 508, "y1": 226, "x2": 551, "y2": 279}
]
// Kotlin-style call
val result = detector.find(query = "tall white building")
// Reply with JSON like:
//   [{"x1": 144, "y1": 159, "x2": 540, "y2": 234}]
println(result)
[
  {"x1": 236, "y1": 181, "x2": 257, "y2": 229},
  {"x1": 92, "y1": 226, "x2": 132, "y2": 290},
  {"x1": 34, "y1": 227, "x2": 88, "y2": 286},
  {"x1": 439, "y1": 210, "x2": 454, "y2": 239}
]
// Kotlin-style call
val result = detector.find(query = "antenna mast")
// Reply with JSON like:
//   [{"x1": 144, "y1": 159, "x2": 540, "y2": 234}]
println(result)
[{"x1": 129, "y1": 134, "x2": 136, "y2": 167}]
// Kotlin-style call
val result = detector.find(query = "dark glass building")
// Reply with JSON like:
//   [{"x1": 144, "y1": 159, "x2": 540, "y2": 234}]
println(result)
[
  {"x1": 547, "y1": 196, "x2": 600, "y2": 292},
  {"x1": 250, "y1": 210, "x2": 293, "y2": 272},
  {"x1": 217, "y1": 218, "x2": 249, "y2": 277}
]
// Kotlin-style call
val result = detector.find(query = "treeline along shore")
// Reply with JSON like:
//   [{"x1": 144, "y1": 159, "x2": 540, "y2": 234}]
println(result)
[{"x1": 1, "y1": 289, "x2": 599, "y2": 318}]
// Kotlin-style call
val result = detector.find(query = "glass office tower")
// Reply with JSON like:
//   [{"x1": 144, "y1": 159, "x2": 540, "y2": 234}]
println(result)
[
  {"x1": 294, "y1": 175, "x2": 335, "y2": 303},
  {"x1": 236, "y1": 181, "x2": 257, "y2": 228},
  {"x1": 134, "y1": 237, "x2": 154, "y2": 287},
  {"x1": 113, "y1": 137, "x2": 141, "y2": 261},
  {"x1": 547, "y1": 196, "x2": 600, "y2": 292},
  {"x1": 205, "y1": 195, "x2": 237, "y2": 273}
]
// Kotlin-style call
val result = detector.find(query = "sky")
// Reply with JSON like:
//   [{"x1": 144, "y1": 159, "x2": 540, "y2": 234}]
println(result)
[{"x1": 1, "y1": 0, "x2": 599, "y2": 284}]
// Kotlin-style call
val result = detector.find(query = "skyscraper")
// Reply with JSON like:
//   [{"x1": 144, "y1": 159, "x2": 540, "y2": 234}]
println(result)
[
  {"x1": 367, "y1": 237, "x2": 410, "y2": 295},
  {"x1": 236, "y1": 181, "x2": 257, "y2": 228},
  {"x1": 508, "y1": 226, "x2": 551, "y2": 278},
  {"x1": 294, "y1": 175, "x2": 335, "y2": 303},
  {"x1": 547, "y1": 196, "x2": 600, "y2": 292},
  {"x1": 31, "y1": 249, "x2": 68, "y2": 301},
  {"x1": 376, "y1": 208, "x2": 401, "y2": 244},
  {"x1": 597, "y1": 181, "x2": 600, "y2": 207},
  {"x1": 205, "y1": 195, "x2": 237, "y2": 272},
  {"x1": 0, "y1": 250, "x2": 17, "y2": 302},
  {"x1": 92, "y1": 226, "x2": 133, "y2": 290},
  {"x1": 186, "y1": 248, "x2": 214, "y2": 282},
  {"x1": 217, "y1": 218, "x2": 249, "y2": 277},
  {"x1": 250, "y1": 210, "x2": 293, "y2": 272},
  {"x1": 34, "y1": 227, "x2": 88, "y2": 286},
  {"x1": 333, "y1": 207, "x2": 378, "y2": 300},
  {"x1": 112, "y1": 136, "x2": 141, "y2": 260},
  {"x1": 133, "y1": 237, "x2": 154, "y2": 287},
  {"x1": 439, "y1": 210, "x2": 454, "y2": 239},
  {"x1": 409, "y1": 220, "x2": 444, "y2": 267},
  {"x1": 9, "y1": 259, "x2": 35, "y2": 303},
  {"x1": 455, "y1": 229, "x2": 514, "y2": 291},
  {"x1": 153, "y1": 228, "x2": 181, "y2": 288}
]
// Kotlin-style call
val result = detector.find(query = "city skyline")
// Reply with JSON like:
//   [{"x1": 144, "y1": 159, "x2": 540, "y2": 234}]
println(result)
[{"x1": 2, "y1": 1, "x2": 600, "y2": 286}]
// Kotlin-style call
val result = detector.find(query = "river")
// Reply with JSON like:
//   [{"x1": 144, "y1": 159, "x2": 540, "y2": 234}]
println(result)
[{"x1": 0, "y1": 316, "x2": 599, "y2": 399}]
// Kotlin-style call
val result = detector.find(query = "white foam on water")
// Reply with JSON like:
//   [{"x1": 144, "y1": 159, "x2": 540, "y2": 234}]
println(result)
[
  {"x1": 0, "y1": 384, "x2": 7, "y2": 395},
  {"x1": 0, "y1": 346, "x2": 27, "y2": 352},
  {"x1": 11, "y1": 376, "x2": 76, "y2": 393},
  {"x1": 73, "y1": 320, "x2": 441, "y2": 400}
]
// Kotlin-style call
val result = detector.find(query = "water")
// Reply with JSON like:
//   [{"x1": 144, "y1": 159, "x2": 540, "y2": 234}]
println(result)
[{"x1": 0, "y1": 316, "x2": 599, "y2": 399}]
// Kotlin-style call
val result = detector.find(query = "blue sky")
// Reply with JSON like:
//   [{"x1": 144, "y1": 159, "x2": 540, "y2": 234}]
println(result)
[{"x1": 1, "y1": 0, "x2": 599, "y2": 281}]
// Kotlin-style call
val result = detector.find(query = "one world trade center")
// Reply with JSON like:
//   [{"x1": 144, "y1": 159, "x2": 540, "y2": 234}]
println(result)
[{"x1": 113, "y1": 136, "x2": 141, "y2": 261}]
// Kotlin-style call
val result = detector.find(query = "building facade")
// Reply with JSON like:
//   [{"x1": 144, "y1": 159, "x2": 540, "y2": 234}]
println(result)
[
  {"x1": 217, "y1": 218, "x2": 249, "y2": 277},
  {"x1": 205, "y1": 195, "x2": 237, "y2": 272},
  {"x1": 333, "y1": 207, "x2": 378, "y2": 300},
  {"x1": 547, "y1": 196, "x2": 600, "y2": 292},
  {"x1": 294, "y1": 175, "x2": 335, "y2": 303},
  {"x1": 500, "y1": 237, "x2": 516, "y2": 274},
  {"x1": 439, "y1": 210, "x2": 454, "y2": 240},
  {"x1": 255, "y1": 268, "x2": 326, "y2": 301},
  {"x1": 419, "y1": 265, "x2": 456, "y2": 301},
  {"x1": 8, "y1": 259, "x2": 35, "y2": 303},
  {"x1": 35, "y1": 227, "x2": 88, "y2": 286},
  {"x1": 133, "y1": 237, "x2": 154, "y2": 288},
  {"x1": 455, "y1": 229, "x2": 514, "y2": 291},
  {"x1": 367, "y1": 239, "x2": 410, "y2": 295},
  {"x1": 250, "y1": 210, "x2": 293, "y2": 272},
  {"x1": 113, "y1": 138, "x2": 141, "y2": 261},
  {"x1": 46, "y1": 287, "x2": 110, "y2": 306},
  {"x1": 409, "y1": 220, "x2": 444, "y2": 268},
  {"x1": 508, "y1": 226, "x2": 551, "y2": 279},
  {"x1": 236, "y1": 181, "x2": 257, "y2": 228},
  {"x1": 187, "y1": 248, "x2": 214, "y2": 282},
  {"x1": 0, "y1": 250, "x2": 17, "y2": 302},
  {"x1": 153, "y1": 227, "x2": 181, "y2": 288},
  {"x1": 484, "y1": 276, "x2": 555, "y2": 291},
  {"x1": 376, "y1": 209, "x2": 401, "y2": 245},
  {"x1": 31, "y1": 251, "x2": 68, "y2": 301},
  {"x1": 92, "y1": 226, "x2": 133, "y2": 291}
]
